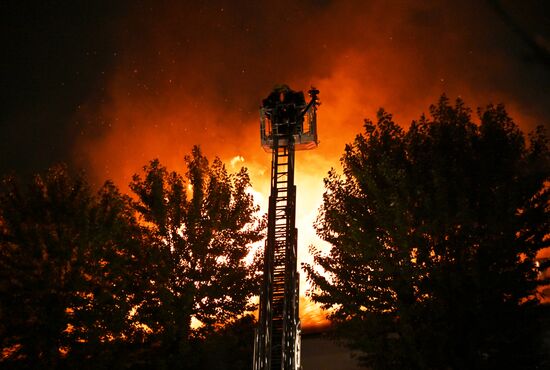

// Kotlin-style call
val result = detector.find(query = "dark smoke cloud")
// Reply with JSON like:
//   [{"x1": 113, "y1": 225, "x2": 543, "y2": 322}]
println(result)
[
  {"x1": 67, "y1": 0, "x2": 549, "y2": 187},
  {"x1": 2, "y1": 1, "x2": 548, "y2": 179},
  {"x1": 2, "y1": 0, "x2": 549, "y2": 325}
]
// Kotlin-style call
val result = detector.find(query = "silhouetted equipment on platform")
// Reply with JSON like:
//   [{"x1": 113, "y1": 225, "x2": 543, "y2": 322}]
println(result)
[
  {"x1": 254, "y1": 85, "x2": 320, "y2": 370},
  {"x1": 260, "y1": 85, "x2": 319, "y2": 152}
]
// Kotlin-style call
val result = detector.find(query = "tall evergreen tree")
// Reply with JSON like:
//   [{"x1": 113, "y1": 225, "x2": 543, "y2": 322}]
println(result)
[{"x1": 304, "y1": 97, "x2": 550, "y2": 370}]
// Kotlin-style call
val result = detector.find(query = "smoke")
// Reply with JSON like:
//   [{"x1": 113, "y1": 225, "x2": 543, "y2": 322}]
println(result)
[{"x1": 73, "y1": 0, "x2": 550, "y2": 327}]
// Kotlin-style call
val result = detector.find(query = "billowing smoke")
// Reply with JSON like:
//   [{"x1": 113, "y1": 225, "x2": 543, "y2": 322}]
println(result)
[{"x1": 73, "y1": 0, "x2": 549, "y2": 327}]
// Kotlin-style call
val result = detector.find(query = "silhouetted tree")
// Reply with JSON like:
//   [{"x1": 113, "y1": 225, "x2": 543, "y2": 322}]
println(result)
[
  {"x1": 0, "y1": 166, "x2": 146, "y2": 369},
  {"x1": 128, "y1": 146, "x2": 264, "y2": 368},
  {"x1": 304, "y1": 97, "x2": 550, "y2": 370},
  {"x1": 193, "y1": 314, "x2": 256, "y2": 370}
]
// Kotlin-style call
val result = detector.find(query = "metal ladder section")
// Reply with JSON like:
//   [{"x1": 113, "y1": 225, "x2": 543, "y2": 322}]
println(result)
[{"x1": 254, "y1": 132, "x2": 300, "y2": 370}]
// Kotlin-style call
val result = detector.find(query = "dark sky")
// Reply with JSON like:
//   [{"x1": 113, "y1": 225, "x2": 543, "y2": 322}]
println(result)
[
  {"x1": 1, "y1": 0, "x2": 549, "y2": 181},
  {"x1": 1, "y1": 2, "x2": 123, "y2": 176}
]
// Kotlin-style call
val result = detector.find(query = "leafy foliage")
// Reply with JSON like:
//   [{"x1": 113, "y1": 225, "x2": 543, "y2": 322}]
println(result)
[
  {"x1": 192, "y1": 314, "x2": 256, "y2": 370},
  {"x1": 304, "y1": 96, "x2": 550, "y2": 369},
  {"x1": 0, "y1": 165, "x2": 145, "y2": 369},
  {"x1": 0, "y1": 147, "x2": 264, "y2": 369},
  {"x1": 128, "y1": 146, "x2": 264, "y2": 367}
]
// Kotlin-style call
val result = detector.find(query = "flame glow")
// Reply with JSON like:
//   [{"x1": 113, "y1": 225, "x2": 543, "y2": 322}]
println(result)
[{"x1": 72, "y1": 1, "x2": 547, "y2": 328}]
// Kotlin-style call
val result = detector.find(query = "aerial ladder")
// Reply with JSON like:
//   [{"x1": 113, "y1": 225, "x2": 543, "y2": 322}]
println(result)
[{"x1": 254, "y1": 85, "x2": 320, "y2": 370}]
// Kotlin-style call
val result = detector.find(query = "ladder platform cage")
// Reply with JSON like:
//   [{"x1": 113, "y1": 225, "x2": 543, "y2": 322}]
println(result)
[{"x1": 260, "y1": 88, "x2": 319, "y2": 152}]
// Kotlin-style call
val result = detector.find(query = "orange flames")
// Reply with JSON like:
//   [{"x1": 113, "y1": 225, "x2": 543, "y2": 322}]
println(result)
[{"x1": 72, "y1": 1, "x2": 547, "y2": 328}]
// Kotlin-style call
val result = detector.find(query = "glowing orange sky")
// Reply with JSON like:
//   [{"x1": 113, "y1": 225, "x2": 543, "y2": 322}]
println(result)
[{"x1": 73, "y1": 1, "x2": 549, "y2": 328}]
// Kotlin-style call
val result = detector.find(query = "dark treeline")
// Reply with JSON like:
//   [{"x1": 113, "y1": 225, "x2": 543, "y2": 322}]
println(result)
[
  {"x1": 305, "y1": 96, "x2": 550, "y2": 370},
  {"x1": 2, "y1": 97, "x2": 549, "y2": 370},
  {"x1": 0, "y1": 146, "x2": 264, "y2": 370}
]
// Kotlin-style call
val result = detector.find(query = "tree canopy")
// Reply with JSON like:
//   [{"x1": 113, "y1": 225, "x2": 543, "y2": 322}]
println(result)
[
  {"x1": 304, "y1": 96, "x2": 550, "y2": 370},
  {"x1": 0, "y1": 165, "x2": 146, "y2": 369},
  {"x1": 0, "y1": 147, "x2": 263, "y2": 370},
  {"x1": 128, "y1": 146, "x2": 264, "y2": 367}
]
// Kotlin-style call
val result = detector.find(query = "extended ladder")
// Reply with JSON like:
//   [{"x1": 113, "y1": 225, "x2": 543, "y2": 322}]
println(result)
[{"x1": 254, "y1": 131, "x2": 300, "y2": 370}]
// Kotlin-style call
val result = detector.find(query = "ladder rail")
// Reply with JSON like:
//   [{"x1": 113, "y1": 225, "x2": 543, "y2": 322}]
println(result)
[{"x1": 255, "y1": 130, "x2": 300, "y2": 370}]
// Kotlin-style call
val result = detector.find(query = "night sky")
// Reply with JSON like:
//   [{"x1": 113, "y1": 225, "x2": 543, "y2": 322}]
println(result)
[
  {"x1": 2, "y1": 0, "x2": 549, "y2": 178},
  {"x1": 2, "y1": 2, "x2": 122, "y2": 176},
  {"x1": 2, "y1": 0, "x2": 550, "y2": 327}
]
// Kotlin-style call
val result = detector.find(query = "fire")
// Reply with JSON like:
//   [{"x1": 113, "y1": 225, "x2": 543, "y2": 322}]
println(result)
[{"x1": 72, "y1": 1, "x2": 545, "y2": 328}]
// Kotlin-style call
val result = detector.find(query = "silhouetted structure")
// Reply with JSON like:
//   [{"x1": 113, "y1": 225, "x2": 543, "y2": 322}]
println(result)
[{"x1": 254, "y1": 85, "x2": 320, "y2": 370}]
